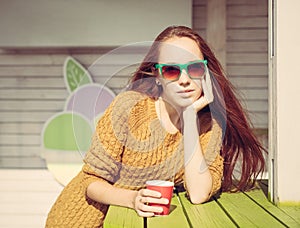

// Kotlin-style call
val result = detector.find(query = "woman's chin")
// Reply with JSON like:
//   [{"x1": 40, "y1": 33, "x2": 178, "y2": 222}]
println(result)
[{"x1": 175, "y1": 99, "x2": 194, "y2": 109}]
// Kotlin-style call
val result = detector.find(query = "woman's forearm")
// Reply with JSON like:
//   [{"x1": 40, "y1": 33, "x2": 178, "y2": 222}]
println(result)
[
  {"x1": 183, "y1": 112, "x2": 213, "y2": 204},
  {"x1": 87, "y1": 180, "x2": 138, "y2": 209}
]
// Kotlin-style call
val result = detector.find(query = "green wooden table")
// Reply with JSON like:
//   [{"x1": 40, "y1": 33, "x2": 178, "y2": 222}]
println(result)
[{"x1": 104, "y1": 187, "x2": 300, "y2": 228}]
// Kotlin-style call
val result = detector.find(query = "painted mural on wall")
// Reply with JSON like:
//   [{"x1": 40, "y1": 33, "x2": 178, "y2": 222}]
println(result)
[{"x1": 42, "y1": 57, "x2": 115, "y2": 185}]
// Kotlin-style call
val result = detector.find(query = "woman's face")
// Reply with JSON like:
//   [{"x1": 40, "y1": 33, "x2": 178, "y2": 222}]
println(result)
[{"x1": 157, "y1": 37, "x2": 205, "y2": 110}]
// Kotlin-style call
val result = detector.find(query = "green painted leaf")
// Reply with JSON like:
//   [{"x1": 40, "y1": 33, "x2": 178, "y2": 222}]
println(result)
[{"x1": 64, "y1": 57, "x2": 93, "y2": 93}]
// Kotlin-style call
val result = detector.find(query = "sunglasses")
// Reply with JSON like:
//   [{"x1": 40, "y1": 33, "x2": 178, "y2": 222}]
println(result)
[{"x1": 155, "y1": 60, "x2": 207, "y2": 81}]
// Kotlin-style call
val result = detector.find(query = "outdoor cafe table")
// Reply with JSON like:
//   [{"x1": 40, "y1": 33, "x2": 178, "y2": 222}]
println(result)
[{"x1": 103, "y1": 185, "x2": 300, "y2": 228}]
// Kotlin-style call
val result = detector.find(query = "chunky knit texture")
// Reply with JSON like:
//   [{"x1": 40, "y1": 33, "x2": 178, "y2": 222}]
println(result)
[{"x1": 46, "y1": 91, "x2": 224, "y2": 228}]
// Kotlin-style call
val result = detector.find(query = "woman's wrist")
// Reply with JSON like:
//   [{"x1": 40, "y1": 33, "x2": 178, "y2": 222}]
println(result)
[
  {"x1": 183, "y1": 109, "x2": 199, "y2": 135},
  {"x1": 87, "y1": 181, "x2": 140, "y2": 209},
  {"x1": 111, "y1": 188, "x2": 139, "y2": 209},
  {"x1": 128, "y1": 190, "x2": 139, "y2": 209}
]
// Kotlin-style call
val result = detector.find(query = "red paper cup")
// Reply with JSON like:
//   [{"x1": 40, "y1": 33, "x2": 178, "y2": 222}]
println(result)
[{"x1": 146, "y1": 180, "x2": 174, "y2": 216}]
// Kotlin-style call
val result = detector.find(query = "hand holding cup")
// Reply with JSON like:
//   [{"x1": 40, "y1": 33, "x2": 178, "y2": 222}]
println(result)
[{"x1": 146, "y1": 180, "x2": 174, "y2": 216}]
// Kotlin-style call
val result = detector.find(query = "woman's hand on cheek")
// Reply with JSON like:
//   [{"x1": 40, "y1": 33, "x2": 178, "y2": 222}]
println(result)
[{"x1": 191, "y1": 70, "x2": 214, "y2": 113}]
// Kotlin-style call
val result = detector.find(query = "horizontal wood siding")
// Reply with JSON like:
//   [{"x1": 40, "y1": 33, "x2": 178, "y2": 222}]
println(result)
[
  {"x1": 193, "y1": 0, "x2": 207, "y2": 38},
  {"x1": 0, "y1": 0, "x2": 268, "y2": 168},
  {"x1": 194, "y1": 0, "x2": 268, "y2": 129},
  {"x1": 0, "y1": 49, "x2": 137, "y2": 167},
  {"x1": 226, "y1": 0, "x2": 268, "y2": 129}
]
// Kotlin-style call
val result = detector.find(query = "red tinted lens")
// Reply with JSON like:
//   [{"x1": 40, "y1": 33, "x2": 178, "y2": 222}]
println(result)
[
  {"x1": 187, "y1": 62, "x2": 206, "y2": 78},
  {"x1": 162, "y1": 65, "x2": 181, "y2": 80}
]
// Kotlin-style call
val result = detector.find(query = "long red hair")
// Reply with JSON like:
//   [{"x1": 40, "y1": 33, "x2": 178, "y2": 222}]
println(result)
[{"x1": 128, "y1": 26, "x2": 266, "y2": 192}]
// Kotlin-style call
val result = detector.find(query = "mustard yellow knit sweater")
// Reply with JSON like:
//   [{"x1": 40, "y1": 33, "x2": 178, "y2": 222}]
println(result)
[{"x1": 46, "y1": 91, "x2": 224, "y2": 228}]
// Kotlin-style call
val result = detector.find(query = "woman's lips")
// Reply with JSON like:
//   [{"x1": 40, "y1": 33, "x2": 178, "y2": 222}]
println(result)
[
  {"x1": 177, "y1": 89, "x2": 195, "y2": 97},
  {"x1": 177, "y1": 89, "x2": 194, "y2": 93}
]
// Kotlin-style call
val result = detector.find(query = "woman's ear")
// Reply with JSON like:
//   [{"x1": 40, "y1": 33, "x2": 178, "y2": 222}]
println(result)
[{"x1": 151, "y1": 65, "x2": 157, "y2": 75}]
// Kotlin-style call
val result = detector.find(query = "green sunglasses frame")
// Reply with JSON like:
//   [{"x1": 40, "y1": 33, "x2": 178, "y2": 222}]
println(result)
[{"x1": 155, "y1": 60, "x2": 208, "y2": 81}]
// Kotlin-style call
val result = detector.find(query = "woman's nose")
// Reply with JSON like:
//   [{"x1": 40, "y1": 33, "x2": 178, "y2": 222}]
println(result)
[{"x1": 177, "y1": 69, "x2": 190, "y2": 85}]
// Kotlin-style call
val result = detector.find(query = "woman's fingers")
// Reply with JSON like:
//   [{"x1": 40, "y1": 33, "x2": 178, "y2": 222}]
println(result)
[
  {"x1": 136, "y1": 210, "x2": 155, "y2": 217},
  {"x1": 201, "y1": 70, "x2": 213, "y2": 104},
  {"x1": 140, "y1": 189, "x2": 161, "y2": 198},
  {"x1": 192, "y1": 96, "x2": 208, "y2": 111},
  {"x1": 190, "y1": 71, "x2": 214, "y2": 112},
  {"x1": 137, "y1": 201, "x2": 164, "y2": 214},
  {"x1": 134, "y1": 189, "x2": 169, "y2": 217},
  {"x1": 140, "y1": 196, "x2": 169, "y2": 205}
]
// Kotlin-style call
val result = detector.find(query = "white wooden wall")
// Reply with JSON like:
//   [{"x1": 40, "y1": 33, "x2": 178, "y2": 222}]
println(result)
[
  {"x1": 0, "y1": 169, "x2": 63, "y2": 227},
  {"x1": 273, "y1": 0, "x2": 300, "y2": 203},
  {"x1": 0, "y1": 0, "x2": 268, "y2": 168}
]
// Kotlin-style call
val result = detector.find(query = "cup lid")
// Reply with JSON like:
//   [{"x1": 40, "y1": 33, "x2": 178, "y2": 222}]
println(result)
[{"x1": 146, "y1": 180, "x2": 174, "y2": 187}]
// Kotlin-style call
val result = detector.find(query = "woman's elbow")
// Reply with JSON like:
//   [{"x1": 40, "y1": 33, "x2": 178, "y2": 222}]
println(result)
[
  {"x1": 189, "y1": 193, "x2": 210, "y2": 204},
  {"x1": 86, "y1": 182, "x2": 99, "y2": 200},
  {"x1": 86, "y1": 183, "x2": 93, "y2": 198}
]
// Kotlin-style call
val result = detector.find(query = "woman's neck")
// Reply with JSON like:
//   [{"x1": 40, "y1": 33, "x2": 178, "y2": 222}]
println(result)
[{"x1": 157, "y1": 97, "x2": 182, "y2": 133}]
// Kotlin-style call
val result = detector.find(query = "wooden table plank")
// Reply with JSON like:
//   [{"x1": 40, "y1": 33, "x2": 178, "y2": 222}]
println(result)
[
  {"x1": 244, "y1": 189, "x2": 300, "y2": 227},
  {"x1": 278, "y1": 205, "x2": 300, "y2": 225},
  {"x1": 278, "y1": 205, "x2": 300, "y2": 224},
  {"x1": 147, "y1": 194, "x2": 190, "y2": 228},
  {"x1": 216, "y1": 190, "x2": 287, "y2": 227},
  {"x1": 103, "y1": 206, "x2": 143, "y2": 228},
  {"x1": 103, "y1": 188, "x2": 299, "y2": 228},
  {"x1": 178, "y1": 192, "x2": 236, "y2": 227}
]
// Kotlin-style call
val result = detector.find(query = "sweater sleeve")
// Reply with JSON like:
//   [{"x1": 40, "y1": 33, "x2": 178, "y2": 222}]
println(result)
[
  {"x1": 82, "y1": 91, "x2": 146, "y2": 184},
  {"x1": 82, "y1": 91, "x2": 129, "y2": 184},
  {"x1": 199, "y1": 118, "x2": 224, "y2": 198}
]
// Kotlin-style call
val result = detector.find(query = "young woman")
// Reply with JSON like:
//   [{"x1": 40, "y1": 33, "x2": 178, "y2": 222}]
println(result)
[{"x1": 46, "y1": 26, "x2": 265, "y2": 227}]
